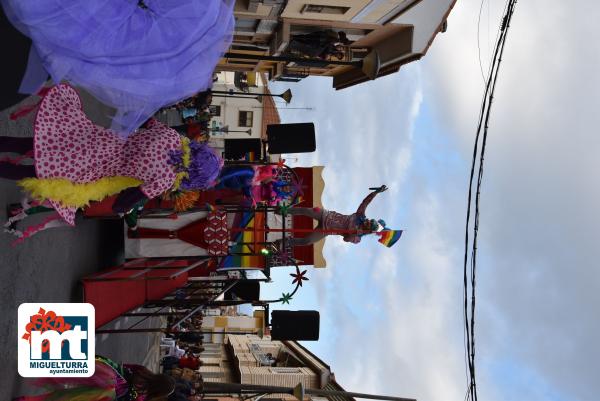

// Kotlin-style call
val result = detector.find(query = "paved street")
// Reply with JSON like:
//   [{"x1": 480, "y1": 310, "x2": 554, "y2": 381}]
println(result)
[{"x1": 0, "y1": 92, "x2": 162, "y2": 399}]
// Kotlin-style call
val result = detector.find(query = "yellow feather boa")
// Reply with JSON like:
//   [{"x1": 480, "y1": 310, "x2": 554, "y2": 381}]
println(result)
[
  {"x1": 18, "y1": 137, "x2": 192, "y2": 208},
  {"x1": 171, "y1": 137, "x2": 191, "y2": 192},
  {"x1": 18, "y1": 176, "x2": 143, "y2": 209}
]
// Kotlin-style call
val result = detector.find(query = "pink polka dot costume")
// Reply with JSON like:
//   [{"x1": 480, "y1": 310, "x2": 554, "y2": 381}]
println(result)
[{"x1": 34, "y1": 84, "x2": 181, "y2": 225}]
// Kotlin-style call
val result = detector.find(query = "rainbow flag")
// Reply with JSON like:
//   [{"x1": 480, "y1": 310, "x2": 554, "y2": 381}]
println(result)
[
  {"x1": 220, "y1": 212, "x2": 265, "y2": 269},
  {"x1": 377, "y1": 230, "x2": 402, "y2": 248}
]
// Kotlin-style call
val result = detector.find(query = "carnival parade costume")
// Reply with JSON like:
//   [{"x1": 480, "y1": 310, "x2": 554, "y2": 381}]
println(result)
[
  {"x1": 0, "y1": 84, "x2": 223, "y2": 242},
  {"x1": 14, "y1": 355, "x2": 172, "y2": 401},
  {"x1": 1, "y1": 0, "x2": 234, "y2": 134},
  {"x1": 283, "y1": 186, "x2": 397, "y2": 246},
  {"x1": 127, "y1": 165, "x2": 299, "y2": 254},
  {"x1": 215, "y1": 165, "x2": 296, "y2": 207}
]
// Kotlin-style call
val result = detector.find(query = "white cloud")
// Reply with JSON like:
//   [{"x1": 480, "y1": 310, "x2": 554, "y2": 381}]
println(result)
[
  {"x1": 270, "y1": 2, "x2": 600, "y2": 399},
  {"x1": 272, "y1": 65, "x2": 421, "y2": 212},
  {"x1": 420, "y1": 0, "x2": 600, "y2": 400},
  {"x1": 309, "y1": 191, "x2": 467, "y2": 401}
]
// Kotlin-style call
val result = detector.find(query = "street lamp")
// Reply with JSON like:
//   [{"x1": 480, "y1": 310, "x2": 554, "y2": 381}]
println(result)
[
  {"x1": 211, "y1": 94, "x2": 263, "y2": 102},
  {"x1": 214, "y1": 125, "x2": 252, "y2": 136},
  {"x1": 292, "y1": 383, "x2": 305, "y2": 401},
  {"x1": 211, "y1": 88, "x2": 293, "y2": 104},
  {"x1": 361, "y1": 50, "x2": 381, "y2": 80}
]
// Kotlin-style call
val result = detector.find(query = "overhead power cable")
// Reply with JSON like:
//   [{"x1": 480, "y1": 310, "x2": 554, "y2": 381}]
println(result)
[{"x1": 463, "y1": 2, "x2": 518, "y2": 401}]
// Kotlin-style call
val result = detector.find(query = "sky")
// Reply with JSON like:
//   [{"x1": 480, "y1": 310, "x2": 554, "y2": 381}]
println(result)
[{"x1": 260, "y1": 1, "x2": 600, "y2": 401}]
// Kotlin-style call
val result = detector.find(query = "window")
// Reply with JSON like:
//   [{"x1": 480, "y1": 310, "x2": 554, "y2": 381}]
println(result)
[
  {"x1": 209, "y1": 105, "x2": 221, "y2": 116},
  {"x1": 238, "y1": 111, "x2": 254, "y2": 127},
  {"x1": 257, "y1": 353, "x2": 277, "y2": 366},
  {"x1": 302, "y1": 4, "x2": 350, "y2": 15}
]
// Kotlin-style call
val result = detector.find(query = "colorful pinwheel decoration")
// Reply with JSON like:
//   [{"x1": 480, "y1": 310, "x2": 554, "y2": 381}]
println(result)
[
  {"x1": 280, "y1": 292, "x2": 293, "y2": 304},
  {"x1": 264, "y1": 264, "x2": 309, "y2": 306},
  {"x1": 290, "y1": 266, "x2": 309, "y2": 287}
]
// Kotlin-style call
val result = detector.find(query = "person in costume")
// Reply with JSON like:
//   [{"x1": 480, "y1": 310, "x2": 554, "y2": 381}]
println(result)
[
  {"x1": 278, "y1": 185, "x2": 389, "y2": 246},
  {"x1": 168, "y1": 377, "x2": 202, "y2": 401},
  {"x1": 289, "y1": 30, "x2": 350, "y2": 60},
  {"x1": 178, "y1": 353, "x2": 202, "y2": 370},
  {"x1": 14, "y1": 355, "x2": 176, "y2": 401},
  {"x1": 0, "y1": 84, "x2": 222, "y2": 242},
  {"x1": 214, "y1": 165, "x2": 297, "y2": 206},
  {"x1": 1, "y1": 0, "x2": 234, "y2": 134}
]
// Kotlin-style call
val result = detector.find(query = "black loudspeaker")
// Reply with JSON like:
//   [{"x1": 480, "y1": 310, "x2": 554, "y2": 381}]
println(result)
[
  {"x1": 224, "y1": 280, "x2": 260, "y2": 301},
  {"x1": 224, "y1": 139, "x2": 262, "y2": 160},
  {"x1": 270, "y1": 310, "x2": 320, "y2": 341},
  {"x1": 266, "y1": 123, "x2": 316, "y2": 154}
]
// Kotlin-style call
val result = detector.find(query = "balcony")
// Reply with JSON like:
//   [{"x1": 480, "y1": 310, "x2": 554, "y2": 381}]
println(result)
[
  {"x1": 269, "y1": 21, "x2": 291, "y2": 56},
  {"x1": 233, "y1": 72, "x2": 258, "y2": 92}
]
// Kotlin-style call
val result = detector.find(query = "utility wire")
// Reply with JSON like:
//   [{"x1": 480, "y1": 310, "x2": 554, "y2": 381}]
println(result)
[
  {"x1": 464, "y1": 1, "x2": 518, "y2": 401},
  {"x1": 476, "y1": 0, "x2": 487, "y2": 85}
]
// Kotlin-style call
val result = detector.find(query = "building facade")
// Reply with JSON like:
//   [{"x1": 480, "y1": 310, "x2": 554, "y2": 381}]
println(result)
[
  {"x1": 219, "y1": 0, "x2": 456, "y2": 89},
  {"x1": 198, "y1": 333, "x2": 339, "y2": 401},
  {"x1": 208, "y1": 71, "x2": 281, "y2": 160},
  {"x1": 201, "y1": 311, "x2": 267, "y2": 344}
]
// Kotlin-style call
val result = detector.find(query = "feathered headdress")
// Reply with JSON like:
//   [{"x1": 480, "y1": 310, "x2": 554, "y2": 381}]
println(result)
[{"x1": 169, "y1": 139, "x2": 223, "y2": 192}]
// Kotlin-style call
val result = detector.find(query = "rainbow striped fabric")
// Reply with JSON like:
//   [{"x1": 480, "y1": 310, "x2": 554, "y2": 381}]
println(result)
[
  {"x1": 220, "y1": 212, "x2": 265, "y2": 269},
  {"x1": 377, "y1": 230, "x2": 402, "y2": 248}
]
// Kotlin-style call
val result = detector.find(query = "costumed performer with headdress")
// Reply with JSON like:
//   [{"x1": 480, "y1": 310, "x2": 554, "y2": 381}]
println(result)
[
  {"x1": 214, "y1": 165, "x2": 296, "y2": 206},
  {"x1": 1, "y1": 0, "x2": 234, "y2": 134},
  {"x1": 277, "y1": 185, "x2": 397, "y2": 246},
  {"x1": 0, "y1": 84, "x2": 222, "y2": 242},
  {"x1": 14, "y1": 355, "x2": 175, "y2": 401}
]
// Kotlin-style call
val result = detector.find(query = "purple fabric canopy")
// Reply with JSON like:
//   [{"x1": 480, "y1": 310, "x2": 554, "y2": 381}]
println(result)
[{"x1": 1, "y1": 0, "x2": 234, "y2": 135}]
